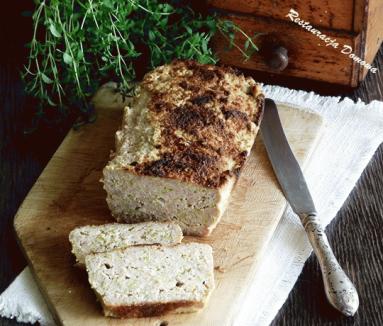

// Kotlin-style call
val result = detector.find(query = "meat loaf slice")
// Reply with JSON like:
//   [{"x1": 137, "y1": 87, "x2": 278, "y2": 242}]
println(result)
[
  {"x1": 103, "y1": 60, "x2": 264, "y2": 236},
  {"x1": 69, "y1": 222, "x2": 183, "y2": 265},
  {"x1": 85, "y1": 242, "x2": 215, "y2": 318}
]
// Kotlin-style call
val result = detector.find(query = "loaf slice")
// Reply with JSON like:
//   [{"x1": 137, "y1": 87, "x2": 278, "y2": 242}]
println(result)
[
  {"x1": 85, "y1": 242, "x2": 215, "y2": 318},
  {"x1": 102, "y1": 60, "x2": 264, "y2": 236},
  {"x1": 69, "y1": 222, "x2": 183, "y2": 265}
]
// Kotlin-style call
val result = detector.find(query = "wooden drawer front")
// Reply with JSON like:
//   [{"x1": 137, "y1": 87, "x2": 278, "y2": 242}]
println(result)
[
  {"x1": 213, "y1": 15, "x2": 360, "y2": 86},
  {"x1": 208, "y1": 0, "x2": 355, "y2": 31}
]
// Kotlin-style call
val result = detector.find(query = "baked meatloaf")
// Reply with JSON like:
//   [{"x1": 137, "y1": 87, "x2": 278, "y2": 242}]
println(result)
[
  {"x1": 103, "y1": 60, "x2": 264, "y2": 236},
  {"x1": 85, "y1": 243, "x2": 214, "y2": 318},
  {"x1": 69, "y1": 222, "x2": 183, "y2": 266}
]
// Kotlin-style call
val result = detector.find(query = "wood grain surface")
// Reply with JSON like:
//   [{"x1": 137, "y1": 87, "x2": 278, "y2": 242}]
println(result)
[
  {"x1": 211, "y1": 1, "x2": 383, "y2": 87},
  {"x1": 361, "y1": 0, "x2": 383, "y2": 79},
  {"x1": 212, "y1": 14, "x2": 359, "y2": 86},
  {"x1": 1, "y1": 5, "x2": 383, "y2": 325},
  {"x1": 208, "y1": 0, "x2": 354, "y2": 31},
  {"x1": 13, "y1": 100, "x2": 322, "y2": 325}
]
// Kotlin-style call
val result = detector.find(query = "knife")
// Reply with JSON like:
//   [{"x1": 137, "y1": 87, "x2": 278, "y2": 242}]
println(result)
[{"x1": 260, "y1": 98, "x2": 359, "y2": 316}]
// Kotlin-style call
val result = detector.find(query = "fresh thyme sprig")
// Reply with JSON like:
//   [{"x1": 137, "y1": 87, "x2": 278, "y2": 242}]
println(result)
[{"x1": 22, "y1": 0, "x2": 258, "y2": 129}]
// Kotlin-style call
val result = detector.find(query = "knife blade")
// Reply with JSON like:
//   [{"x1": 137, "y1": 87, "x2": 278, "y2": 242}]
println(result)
[
  {"x1": 260, "y1": 98, "x2": 316, "y2": 215},
  {"x1": 260, "y1": 98, "x2": 359, "y2": 316}
]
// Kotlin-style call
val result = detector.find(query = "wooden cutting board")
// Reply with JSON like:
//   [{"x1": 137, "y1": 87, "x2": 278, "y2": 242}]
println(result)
[{"x1": 14, "y1": 101, "x2": 323, "y2": 326}]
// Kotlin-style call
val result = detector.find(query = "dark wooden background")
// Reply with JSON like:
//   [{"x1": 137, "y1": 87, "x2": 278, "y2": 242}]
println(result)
[{"x1": 0, "y1": 3, "x2": 382, "y2": 326}]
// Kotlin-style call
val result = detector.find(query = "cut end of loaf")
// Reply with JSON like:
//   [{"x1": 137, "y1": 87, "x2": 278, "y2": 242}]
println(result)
[
  {"x1": 85, "y1": 243, "x2": 215, "y2": 318},
  {"x1": 103, "y1": 168, "x2": 236, "y2": 236}
]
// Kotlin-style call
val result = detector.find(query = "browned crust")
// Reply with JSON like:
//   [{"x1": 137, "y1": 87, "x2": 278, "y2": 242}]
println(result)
[
  {"x1": 126, "y1": 60, "x2": 264, "y2": 188},
  {"x1": 104, "y1": 300, "x2": 203, "y2": 318},
  {"x1": 253, "y1": 93, "x2": 265, "y2": 125}
]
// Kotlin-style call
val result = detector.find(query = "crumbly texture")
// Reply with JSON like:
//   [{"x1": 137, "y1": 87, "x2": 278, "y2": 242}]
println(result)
[
  {"x1": 69, "y1": 222, "x2": 183, "y2": 266},
  {"x1": 85, "y1": 243, "x2": 215, "y2": 318},
  {"x1": 103, "y1": 60, "x2": 264, "y2": 235}
]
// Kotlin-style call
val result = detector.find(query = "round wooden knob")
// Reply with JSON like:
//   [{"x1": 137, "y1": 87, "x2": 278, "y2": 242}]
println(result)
[{"x1": 265, "y1": 46, "x2": 289, "y2": 71}]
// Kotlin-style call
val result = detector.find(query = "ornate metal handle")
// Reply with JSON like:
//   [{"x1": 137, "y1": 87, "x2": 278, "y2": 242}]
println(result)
[{"x1": 299, "y1": 212, "x2": 359, "y2": 316}]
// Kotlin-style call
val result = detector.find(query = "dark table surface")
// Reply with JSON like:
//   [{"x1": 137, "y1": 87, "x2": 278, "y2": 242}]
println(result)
[{"x1": 1, "y1": 6, "x2": 383, "y2": 326}]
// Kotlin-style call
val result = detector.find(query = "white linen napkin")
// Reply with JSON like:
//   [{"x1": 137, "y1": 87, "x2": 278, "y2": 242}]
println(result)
[{"x1": 1, "y1": 85, "x2": 383, "y2": 325}]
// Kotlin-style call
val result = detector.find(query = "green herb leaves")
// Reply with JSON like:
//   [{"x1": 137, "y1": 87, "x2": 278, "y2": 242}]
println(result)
[
  {"x1": 49, "y1": 22, "x2": 62, "y2": 38},
  {"x1": 23, "y1": 0, "x2": 258, "y2": 127},
  {"x1": 63, "y1": 52, "x2": 73, "y2": 65}
]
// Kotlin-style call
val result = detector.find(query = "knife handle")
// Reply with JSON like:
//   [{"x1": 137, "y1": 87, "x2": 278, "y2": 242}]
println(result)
[{"x1": 299, "y1": 212, "x2": 359, "y2": 316}]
